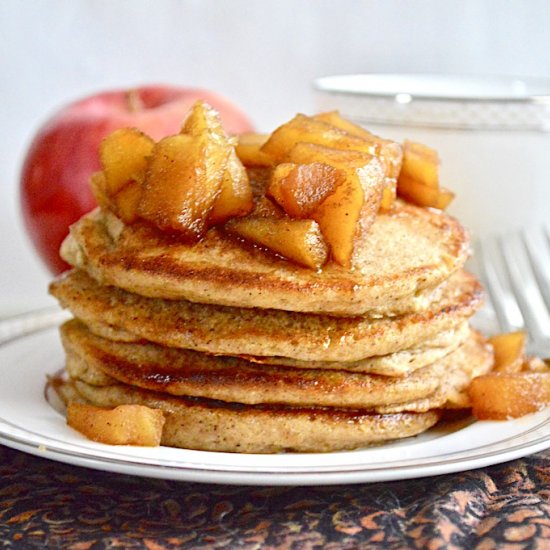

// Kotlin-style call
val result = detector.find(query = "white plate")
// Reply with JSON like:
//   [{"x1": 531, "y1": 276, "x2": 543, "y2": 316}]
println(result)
[{"x1": 0, "y1": 320, "x2": 548, "y2": 486}]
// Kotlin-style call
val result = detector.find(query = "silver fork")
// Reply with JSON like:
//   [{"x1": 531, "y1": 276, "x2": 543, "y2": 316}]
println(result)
[
  {"x1": 473, "y1": 225, "x2": 550, "y2": 356},
  {"x1": 0, "y1": 307, "x2": 70, "y2": 345}
]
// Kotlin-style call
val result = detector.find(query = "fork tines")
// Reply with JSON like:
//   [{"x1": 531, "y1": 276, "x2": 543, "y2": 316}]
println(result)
[{"x1": 475, "y1": 226, "x2": 550, "y2": 355}]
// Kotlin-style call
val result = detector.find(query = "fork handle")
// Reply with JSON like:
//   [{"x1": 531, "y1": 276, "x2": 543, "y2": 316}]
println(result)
[{"x1": 0, "y1": 308, "x2": 69, "y2": 344}]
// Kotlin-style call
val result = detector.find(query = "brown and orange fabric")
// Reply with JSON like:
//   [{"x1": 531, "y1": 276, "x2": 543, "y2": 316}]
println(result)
[{"x1": 1, "y1": 445, "x2": 548, "y2": 548}]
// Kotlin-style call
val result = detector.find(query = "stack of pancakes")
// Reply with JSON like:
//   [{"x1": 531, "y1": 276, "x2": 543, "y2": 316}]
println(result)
[{"x1": 50, "y1": 191, "x2": 493, "y2": 453}]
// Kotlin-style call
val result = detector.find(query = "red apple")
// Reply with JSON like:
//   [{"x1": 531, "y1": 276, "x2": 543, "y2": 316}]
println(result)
[{"x1": 20, "y1": 85, "x2": 254, "y2": 274}]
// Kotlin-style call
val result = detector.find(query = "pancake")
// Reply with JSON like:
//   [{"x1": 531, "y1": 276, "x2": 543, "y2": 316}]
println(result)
[
  {"x1": 377, "y1": 331, "x2": 493, "y2": 413},
  {"x1": 82, "y1": 322, "x2": 469, "y2": 377},
  {"x1": 50, "y1": 269, "x2": 482, "y2": 362},
  {"x1": 60, "y1": 320, "x2": 491, "y2": 411},
  {"x1": 52, "y1": 378, "x2": 441, "y2": 453},
  {"x1": 60, "y1": 199, "x2": 469, "y2": 316},
  {"x1": 241, "y1": 323, "x2": 470, "y2": 377}
]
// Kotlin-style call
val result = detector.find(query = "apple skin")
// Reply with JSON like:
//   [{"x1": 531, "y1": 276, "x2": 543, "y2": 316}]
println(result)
[{"x1": 20, "y1": 85, "x2": 254, "y2": 274}]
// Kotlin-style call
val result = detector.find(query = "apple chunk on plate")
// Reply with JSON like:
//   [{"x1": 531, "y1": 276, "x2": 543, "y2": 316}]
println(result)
[
  {"x1": 67, "y1": 402, "x2": 165, "y2": 446},
  {"x1": 469, "y1": 372, "x2": 550, "y2": 420},
  {"x1": 225, "y1": 217, "x2": 328, "y2": 269},
  {"x1": 489, "y1": 331, "x2": 527, "y2": 373}
]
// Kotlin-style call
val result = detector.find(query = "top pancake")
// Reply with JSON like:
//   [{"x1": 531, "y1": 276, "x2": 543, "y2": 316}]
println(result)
[{"x1": 60, "y1": 200, "x2": 469, "y2": 316}]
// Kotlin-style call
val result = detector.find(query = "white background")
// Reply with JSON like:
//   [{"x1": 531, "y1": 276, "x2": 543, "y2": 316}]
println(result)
[{"x1": 2, "y1": 0, "x2": 550, "y2": 316}]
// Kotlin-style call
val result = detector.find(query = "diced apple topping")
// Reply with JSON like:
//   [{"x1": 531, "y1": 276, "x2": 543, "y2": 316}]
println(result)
[
  {"x1": 100, "y1": 128, "x2": 154, "y2": 195},
  {"x1": 396, "y1": 140, "x2": 455, "y2": 210},
  {"x1": 226, "y1": 217, "x2": 328, "y2": 270},
  {"x1": 92, "y1": 100, "x2": 252, "y2": 239},
  {"x1": 181, "y1": 99, "x2": 226, "y2": 140},
  {"x1": 137, "y1": 133, "x2": 229, "y2": 238},
  {"x1": 90, "y1": 172, "x2": 110, "y2": 212},
  {"x1": 397, "y1": 175, "x2": 455, "y2": 210},
  {"x1": 138, "y1": 101, "x2": 253, "y2": 237},
  {"x1": 313, "y1": 110, "x2": 403, "y2": 181},
  {"x1": 261, "y1": 113, "x2": 398, "y2": 170},
  {"x1": 111, "y1": 181, "x2": 143, "y2": 224},
  {"x1": 90, "y1": 102, "x2": 457, "y2": 271},
  {"x1": 236, "y1": 133, "x2": 273, "y2": 167},
  {"x1": 252, "y1": 195, "x2": 286, "y2": 219},
  {"x1": 94, "y1": 128, "x2": 155, "y2": 223},
  {"x1": 401, "y1": 140, "x2": 440, "y2": 187},
  {"x1": 287, "y1": 143, "x2": 385, "y2": 267},
  {"x1": 313, "y1": 110, "x2": 375, "y2": 140},
  {"x1": 267, "y1": 162, "x2": 342, "y2": 218},
  {"x1": 209, "y1": 148, "x2": 254, "y2": 225},
  {"x1": 262, "y1": 112, "x2": 402, "y2": 212},
  {"x1": 91, "y1": 171, "x2": 141, "y2": 224}
]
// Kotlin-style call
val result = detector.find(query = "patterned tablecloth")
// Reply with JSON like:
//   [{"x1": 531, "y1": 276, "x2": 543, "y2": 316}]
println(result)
[{"x1": 0, "y1": 445, "x2": 548, "y2": 548}]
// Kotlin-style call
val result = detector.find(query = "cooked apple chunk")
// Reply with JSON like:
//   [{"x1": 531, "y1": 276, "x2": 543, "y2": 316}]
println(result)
[
  {"x1": 379, "y1": 182, "x2": 397, "y2": 212},
  {"x1": 311, "y1": 177, "x2": 366, "y2": 268},
  {"x1": 236, "y1": 133, "x2": 273, "y2": 167},
  {"x1": 397, "y1": 175, "x2": 455, "y2": 210},
  {"x1": 67, "y1": 402, "x2": 165, "y2": 446},
  {"x1": 225, "y1": 217, "x2": 328, "y2": 269},
  {"x1": 396, "y1": 140, "x2": 455, "y2": 210},
  {"x1": 209, "y1": 148, "x2": 254, "y2": 225},
  {"x1": 313, "y1": 111, "x2": 403, "y2": 180},
  {"x1": 262, "y1": 114, "x2": 400, "y2": 212},
  {"x1": 111, "y1": 181, "x2": 142, "y2": 224},
  {"x1": 261, "y1": 114, "x2": 370, "y2": 163},
  {"x1": 267, "y1": 162, "x2": 342, "y2": 218},
  {"x1": 266, "y1": 163, "x2": 294, "y2": 207},
  {"x1": 287, "y1": 143, "x2": 385, "y2": 267},
  {"x1": 100, "y1": 128, "x2": 154, "y2": 195},
  {"x1": 489, "y1": 331, "x2": 527, "y2": 373},
  {"x1": 314, "y1": 110, "x2": 374, "y2": 140},
  {"x1": 469, "y1": 372, "x2": 550, "y2": 420},
  {"x1": 179, "y1": 100, "x2": 253, "y2": 227},
  {"x1": 90, "y1": 171, "x2": 111, "y2": 211},
  {"x1": 181, "y1": 99, "x2": 226, "y2": 140},
  {"x1": 90, "y1": 171, "x2": 141, "y2": 224},
  {"x1": 252, "y1": 195, "x2": 286, "y2": 219},
  {"x1": 400, "y1": 140, "x2": 440, "y2": 188},
  {"x1": 138, "y1": 133, "x2": 229, "y2": 238}
]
